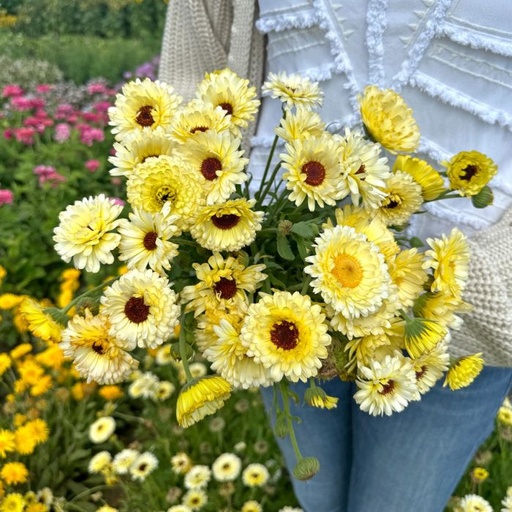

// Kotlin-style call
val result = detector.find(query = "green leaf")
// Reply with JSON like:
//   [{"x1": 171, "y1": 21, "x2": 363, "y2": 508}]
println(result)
[
  {"x1": 409, "y1": 237, "x2": 424, "y2": 248},
  {"x1": 276, "y1": 233, "x2": 295, "y2": 261},
  {"x1": 290, "y1": 221, "x2": 317, "y2": 238}
]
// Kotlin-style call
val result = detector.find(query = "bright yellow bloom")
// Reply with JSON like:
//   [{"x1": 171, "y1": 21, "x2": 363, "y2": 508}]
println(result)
[
  {"x1": 403, "y1": 316, "x2": 447, "y2": 359},
  {"x1": 262, "y1": 71, "x2": 323, "y2": 110},
  {"x1": 14, "y1": 425, "x2": 37, "y2": 455},
  {"x1": 24, "y1": 419, "x2": 49, "y2": 445},
  {"x1": 444, "y1": 150, "x2": 497, "y2": 197},
  {"x1": 0, "y1": 354, "x2": 11, "y2": 377},
  {"x1": 17, "y1": 360, "x2": 44, "y2": 386},
  {"x1": 471, "y1": 467, "x2": 489, "y2": 483},
  {"x1": 388, "y1": 249, "x2": 428, "y2": 309},
  {"x1": 0, "y1": 294, "x2": 25, "y2": 310},
  {"x1": 0, "y1": 493, "x2": 25, "y2": 512},
  {"x1": 34, "y1": 345, "x2": 65, "y2": 370},
  {"x1": 498, "y1": 406, "x2": 512, "y2": 426},
  {"x1": 359, "y1": 85, "x2": 420, "y2": 153},
  {"x1": 99, "y1": 385, "x2": 123, "y2": 401},
  {"x1": 444, "y1": 353, "x2": 484, "y2": 390},
  {"x1": 0, "y1": 462, "x2": 29, "y2": 485},
  {"x1": 25, "y1": 504, "x2": 47, "y2": 512},
  {"x1": 304, "y1": 386, "x2": 339, "y2": 409},
  {"x1": 0, "y1": 430, "x2": 15, "y2": 458},
  {"x1": 176, "y1": 376, "x2": 231, "y2": 428},
  {"x1": 0, "y1": 265, "x2": 5, "y2": 286},
  {"x1": 30, "y1": 375, "x2": 53, "y2": 397},
  {"x1": 9, "y1": 343, "x2": 32, "y2": 360}
]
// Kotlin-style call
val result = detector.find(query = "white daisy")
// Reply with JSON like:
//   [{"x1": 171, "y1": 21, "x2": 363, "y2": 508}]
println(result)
[
  {"x1": 184, "y1": 465, "x2": 211, "y2": 490},
  {"x1": 89, "y1": 417, "x2": 116, "y2": 444},
  {"x1": 211, "y1": 453, "x2": 242, "y2": 482}
]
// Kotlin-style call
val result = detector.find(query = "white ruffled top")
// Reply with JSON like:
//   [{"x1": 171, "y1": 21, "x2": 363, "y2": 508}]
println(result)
[{"x1": 249, "y1": 0, "x2": 512, "y2": 240}]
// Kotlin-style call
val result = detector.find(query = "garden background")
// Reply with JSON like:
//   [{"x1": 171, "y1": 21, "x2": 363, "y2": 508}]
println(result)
[{"x1": 0, "y1": 1, "x2": 510, "y2": 511}]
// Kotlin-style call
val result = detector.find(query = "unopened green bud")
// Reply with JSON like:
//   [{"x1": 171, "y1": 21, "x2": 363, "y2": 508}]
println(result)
[
  {"x1": 471, "y1": 185, "x2": 494, "y2": 208},
  {"x1": 274, "y1": 414, "x2": 289, "y2": 438},
  {"x1": 278, "y1": 219, "x2": 293, "y2": 236},
  {"x1": 293, "y1": 456, "x2": 320, "y2": 481}
]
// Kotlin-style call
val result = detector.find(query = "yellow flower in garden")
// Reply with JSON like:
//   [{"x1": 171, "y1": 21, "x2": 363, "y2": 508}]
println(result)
[
  {"x1": 498, "y1": 405, "x2": 512, "y2": 427},
  {"x1": 24, "y1": 419, "x2": 49, "y2": 445},
  {"x1": 304, "y1": 386, "x2": 339, "y2": 409},
  {"x1": 444, "y1": 150, "x2": 497, "y2": 197},
  {"x1": 377, "y1": 171, "x2": 424, "y2": 226},
  {"x1": 9, "y1": 343, "x2": 32, "y2": 360},
  {"x1": 0, "y1": 265, "x2": 5, "y2": 286},
  {"x1": 241, "y1": 501, "x2": 263, "y2": 512},
  {"x1": 35, "y1": 344, "x2": 65, "y2": 370},
  {"x1": 281, "y1": 135, "x2": 348, "y2": 211},
  {"x1": 18, "y1": 298, "x2": 64, "y2": 343},
  {"x1": 196, "y1": 68, "x2": 260, "y2": 131},
  {"x1": 126, "y1": 155, "x2": 204, "y2": 232},
  {"x1": 182, "y1": 489, "x2": 208, "y2": 510},
  {"x1": 30, "y1": 374, "x2": 53, "y2": 397},
  {"x1": 108, "y1": 77, "x2": 182, "y2": 142},
  {"x1": 109, "y1": 129, "x2": 177, "y2": 178},
  {"x1": 305, "y1": 224, "x2": 392, "y2": 319},
  {"x1": 181, "y1": 252, "x2": 266, "y2": 317},
  {"x1": 89, "y1": 416, "x2": 116, "y2": 444},
  {"x1": 53, "y1": 194, "x2": 123, "y2": 273},
  {"x1": 0, "y1": 462, "x2": 29, "y2": 485},
  {"x1": 60, "y1": 310, "x2": 139, "y2": 385},
  {"x1": 88, "y1": 451, "x2": 112, "y2": 474},
  {"x1": 99, "y1": 385, "x2": 123, "y2": 401},
  {"x1": 242, "y1": 463, "x2": 270, "y2": 487},
  {"x1": 17, "y1": 360, "x2": 44, "y2": 386},
  {"x1": 25, "y1": 504, "x2": 47, "y2": 512},
  {"x1": 262, "y1": 71, "x2": 323, "y2": 110},
  {"x1": 14, "y1": 425, "x2": 37, "y2": 455},
  {"x1": 100, "y1": 269, "x2": 180, "y2": 351},
  {"x1": 337, "y1": 128, "x2": 390, "y2": 210},
  {"x1": 190, "y1": 199, "x2": 263, "y2": 252},
  {"x1": 117, "y1": 204, "x2": 180, "y2": 275},
  {"x1": 403, "y1": 316, "x2": 447, "y2": 359},
  {"x1": 423, "y1": 228, "x2": 470, "y2": 298},
  {"x1": 393, "y1": 155, "x2": 446, "y2": 201},
  {"x1": 0, "y1": 430, "x2": 15, "y2": 458},
  {"x1": 275, "y1": 108, "x2": 325, "y2": 143},
  {"x1": 359, "y1": 85, "x2": 420, "y2": 153},
  {"x1": 0, "y1": 354, "x2": 11, "y2": 377},
  {"x1": 170, "y1": 452, "x2": 193, "y2": 475},
  {"x1": 0, "y1": 294, "x2": 25, "y2": 310},
  {"x1": 178, "y1": 130, "x2": 248, "y2": 205},
  {"x1": 169, "y1": 98, "x2": 232, "y2": 143},
  {"x1": 0, "y1": 493, "x2": 25, "y2": 512},
  {"x1": 457, "y1": 494, "x2": 493, "y2": 512},
  {"x1": 388, "y1": 249, "x2": 428, "y2": 309},
  {"x1": 444, "y1": 353, "x2": 484, "y2": 390},
  {"x1": 129, "y1": 452, "x2": 159, "y2": 481},
  {"x1": 176, "y1": 375, "x2": 231, "y2": 428},
  {"x1": 240, "y1": 291, "x2": 331, "y2": 383},
  {"x1": 96, "y1": 506, "x2": 117, "y2": 512},
  {"x1": 471, "y1": 467, "x2": 489, "y2": 483},
  {"x1": 13, "y1": 415, "x2": 26, "y2": 428}
]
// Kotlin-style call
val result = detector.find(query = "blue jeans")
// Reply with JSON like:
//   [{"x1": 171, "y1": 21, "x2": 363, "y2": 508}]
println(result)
[{"x1": 262, "y1": 367, "x2": 512, "y2": 512}]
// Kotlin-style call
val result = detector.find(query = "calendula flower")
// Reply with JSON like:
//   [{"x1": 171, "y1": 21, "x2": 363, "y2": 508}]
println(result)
[
  {"x1": 181, "y1": 253, "x2": 266, "y2": 317},
  {"x1": 0, "y1": 429, "x2": 15, "y2": 458},
  {"x1": 177, "y1": 130, "x2": 248, "y2": 205},
  {"x1": 101, "y1": 269, "x2": 180, "y2": 350},
  {"x1": 414, "y1": 291, "x2": 468, "y2": 330},
  {"x1": 281, "y1": 135, "x2": 348, "y2": 211},
  {"x1": 196, "y1": 68, "x2": 260, "y2": 131},
  {"x1": 117, "y1": 204, "x2": 180, "y2": 275},
  {"x1": 171, "y1": 452, "x2": 193, "y2": 475},
  {"x1": 128, "y1": 372, "x2": 159, "y2": 399},
  {"x1": 410, "y1": 342, "x2": 450, "y2": 394},
  {"x1": 305, "y1": 224, "x2": 392, "y2": 319},
  {"x1": 471, "y1": 467, "x2": 489, "y2": 483},
  {"x1": 24, "y1": 419, "x2": 49, "y2": 445},
  {"x1": 129, "y1": 452, "x2": 158, "y2": 481},
  {"x1": 10, "y1": 343, "x2": 32, "y2": 359},
  {"x1": 423, "y1": 228, "x2": 469, "y2": 298},
  {"x1": 354, "y1": 352, "x2": 420, "y2": 416},
  {"x1": 241, "y1": 501, "x2": 263, "y2": 512},
  {"x1": 53, "y1": 194, "x2": 123, "y2": 273},
  {"x1": 0, "y1": 493, "x2": 25, "y2": 512},
  {"x1": 182, "y1": 489, "x2": 208, "y2": 511},
  {"x1": 60, "y1": 311, "x2": 139, "y2": 384},
  {"x1": 393, "y1": 155, "x2": 446, "y2": 201},
  {"x1": 403, "y1": 316, "x2": 447, "y2": 359},
  {"x1": 0, "y1": 354, "x2": 12, "y2": 377},
  {"x1": 344, "y1": 331, "x2": 398, "y2": 374},
  {"x1": 88, "y1": 451, "x2": 112, "y2": 474},
  {"x1": 457, "y1": 494, "x2": 493, "y2": 512},
  {"x1": 337, "y1": 128, "x2": 390, "y2": 210},
  {"x1": 242, "y1": 463, "x2": 270, "y2": 487},
  {"x1": 169, "y1": 99, "x2": 232, "y2": 143},
  {"x1": 112, "y1": 449, "x2": 139, "y2": 475},
  {"x1": 359, "y1": 85, "x2": 420, "y2": 153},
  {"x1": 184, "y1": 465, "x2": 211, "y2": 489},
  {"x1": 240, "y1": 291, "x2": 331, "y2": 383},
  {"x1": 190, "y1": 199, "x2": 263, "y2": 252},
  {"x1": 0, "y1": 462, "x2": 29, "y2": 485},
  {"x1": 126, "y1": 155, "x2": 204, "y2": 232},
  {"x1": 108, "y1": 78, "x2": 182, "y2": 141},
  {"x1": 498, "y1": 406, "x2": 512, "y2": 427},
  {"x1": 99, "y1": 385, "x2": 123, "y2": 401},
  {"x1": 154, "y1": 381, "x2": 175, "y2": 401},
  {"x1": 444, "y1": 150, "x2": 497, "y2": 197},
  {"x1": 18, "y1": 298, "x2": 63, "y2": 343},
  {"x1": 176, "y1": 376, "x2": 231, "y2": 428},
  {"x1": 109, "y1": 129, "x2": 177, "y2": 177},
  {"x1": 14, "y1": 425, "x2": 37, "y2": 455},
  {"x1": 89, "y1": 416, "x2": 116, "y2": 444},
  {"x1": 212, "y1": 453, "x2": 242, "y2": 482},
  {"x1": 377, "y1": 171, "x2": 423, "y2": 226},
  {"x1": 262, "y1": 72, "x2": 323, "y2": 110},
  {"x1": 275, "y1": 108, "x2": 325, "y2": 143},
  {"x1": 444, "y1": 353, "x2": 484, "y2": 390},
  {"x1": 304, "y1": 385, "x2": 339, "y2": 409},
  {"x1": 0, "y1": 293, "x2": 25, "y2": 310}
]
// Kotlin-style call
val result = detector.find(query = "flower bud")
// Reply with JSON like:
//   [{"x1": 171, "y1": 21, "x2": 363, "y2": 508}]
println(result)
[
  {"x1": 471, "y1": 185, "x2": 494, "y2": 208},
  {"x1": 293, "y1": 456, "x2": 320, "y2": 481}
]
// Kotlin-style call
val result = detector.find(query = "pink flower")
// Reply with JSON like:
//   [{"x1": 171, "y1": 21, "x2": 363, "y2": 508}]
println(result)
[
  {"x1": 2, "y1": 85, "x2": 24, "y2": 98},
  {"x1": 35, "y1": 84, "x2": 53, "y2": 93},
  {"x1": 110, "y1": 197, "x2": 125, "y2": 207},
  {"x1": 111, "y1": 177, "x2": 122, "y2": 186},
  {"x1": 85, "y1": 159, "x2": 101, "y2": 173},
  {"x1": 87, "y1": 82, "x2": 109, "y2": 95},
  {"x1": 33, "y1": 165, "x2": 66, "y2": 187},
  {"x1": 93, "y1": 101, "x2": 111, "y2": 113},
  {"x1": 10, "y1": 96, "x2": 33, "y2": 111},
  {"x1": 13, "y1": 127, "x2": 36, "y2": 144},
  {"x1": 55, "y1": 104, "x2": 75, "y2": 119},
  {"x1": 33, "y1": 165, "x2": 57, "y2": 177},
  {"x1": 0, "y1": 189, "x2": 14, "y2": 205},
  {"x1": 81, "y1": 111, "x2": 103, "y2": 123},
  {"x1": 54, "y1": 123, "x2": 71, "y2": 143},
  {"x1": 79, "y1": 126, "x2": 104, "y2": 146},
  {"x1": 3, "y1": 129, "x2": 14, "y2": 140}
]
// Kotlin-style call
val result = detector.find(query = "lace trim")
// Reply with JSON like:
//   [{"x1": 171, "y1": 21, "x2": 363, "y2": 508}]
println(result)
[
  {"x1": 410, "y1": 72, "x2": 512, "y2": 130},
  {"x1": 393, "y1": 0, "x2": 452, "y2": 89},
  {"x1": 441, "y1": 21, "x2": 512, "y2": 57},
  {"x1": 366, "y1": 0, "x2": 388, "y2": 87},
  {"x1": 422, "y1": 201, "x2": 490, "y2": 230},
  {"x1": 256, "y1": 9, "x2": 318, "y2": 34}
]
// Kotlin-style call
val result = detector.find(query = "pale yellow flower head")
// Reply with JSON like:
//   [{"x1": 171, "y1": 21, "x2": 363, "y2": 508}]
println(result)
[
  {"x1": 359, "y1": 85, "x2": 420, "y2": 153},
  {"x1": 19, "y1": 298, "x2": 64, "y2": 343},
  {"x1": 444, "y1": 353, "x2": 484, "y2": 390}
]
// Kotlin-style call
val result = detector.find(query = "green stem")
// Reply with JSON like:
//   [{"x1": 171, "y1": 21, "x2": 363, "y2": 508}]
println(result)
[
  {"x1": 179, "y1": 312, "x2": 194, "y2": 383},
  {"x1": 256, "y1": 162, "x2": 282, "y2": 210},
  {"x1": 279, "y1": 381, "x2": 303, "y2": 461},
  {"x1": 300, "y1": 275, "x2": 311, "y2": 295},
  {"x1": 61, "y1": 276, "x2": 118, "y2": 314},
  {"x1": 69, "y1": 484, "x2": 112, "y2": 504},
  {"x1": 255, "y1": 133, "x2": 280, "y2": 205}
]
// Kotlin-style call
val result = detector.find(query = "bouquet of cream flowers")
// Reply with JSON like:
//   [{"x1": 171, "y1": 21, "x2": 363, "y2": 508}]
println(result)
[{"x1": 31, "y1": 69, "x2": 497, "y2": 480}]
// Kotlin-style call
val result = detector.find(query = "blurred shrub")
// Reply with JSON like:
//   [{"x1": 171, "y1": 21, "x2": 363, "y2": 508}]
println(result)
[{"x1": 0, "y1": 55, "x2": 64, "y2": 91}]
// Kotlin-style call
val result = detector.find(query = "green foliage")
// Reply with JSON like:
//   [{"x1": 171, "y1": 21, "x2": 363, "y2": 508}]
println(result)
[{"x1": 0, "y1": 55, "x2": 63, "y2": 91}]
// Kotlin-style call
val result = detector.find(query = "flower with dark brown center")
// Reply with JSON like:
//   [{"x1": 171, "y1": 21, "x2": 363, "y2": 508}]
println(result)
[
  {"x1": 270, "y1": 320, "x2": 300, "y2": 350},
  {"x1": 92, "y1": 341, "x2": 105, "y2": 355},
  {"x1": 124, "y1": 296, "x2": 150, "y2": 324},
  {"x1": 191, "y1": 126, "x2": 209, "y2": 134},
  {"x1": 211, "y1": 214, "x2": 241, "y2": 230},
  {"x1": 415, "y1": 366, "x2": 427, "y2": 381},
  {"x1": 461, "y1": 165, "x2": 478, "y2": 181},
  {"x1": 218, "y1": 102, "x2": 234, "y2": 116},
  {"x1": 135, "y1": 105, "x2": 155, "y2": 127},
  {"x1": 302, "y1": 161, "x2": 326, "y2": 186},
  {"x1": 201, "y1": 157, "x2": 222, "y2": 181},
  {"x1": 213, "y1": 277, "x2": 237, "y2": 299},
  {"x1": 378, "y1": 380, "x2": 395, "y2": 395},
  {"x1": 143, "y1": 231, "x2": 158, "y2": 251}
]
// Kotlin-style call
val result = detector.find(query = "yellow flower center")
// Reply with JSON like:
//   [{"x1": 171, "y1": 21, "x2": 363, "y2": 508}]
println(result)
[
  {"x1": 383, "y1": 194, "x2": 402, "y2": 209},
  {"x1": 331, "y1": 253, "x2": 363, "y2": 288},
  {"x1": 156, "y1": 185, "x2": 176, "y2": 205}
]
